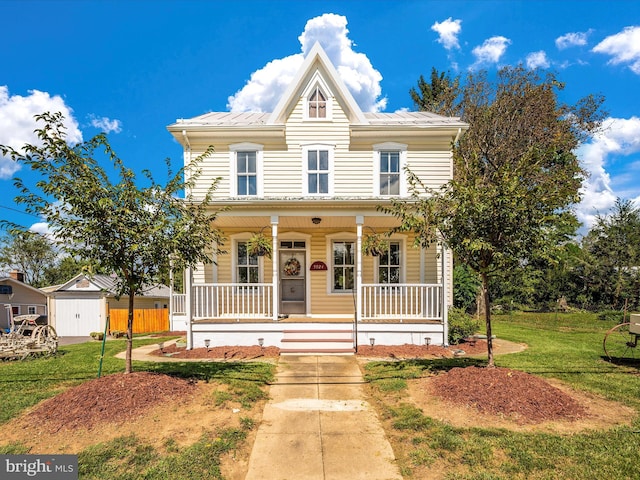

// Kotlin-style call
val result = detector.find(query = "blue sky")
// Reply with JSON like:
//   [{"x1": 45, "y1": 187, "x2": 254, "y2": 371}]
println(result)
[{"x1": 1, "y1": 0, "x2": 639, "y2": 233}]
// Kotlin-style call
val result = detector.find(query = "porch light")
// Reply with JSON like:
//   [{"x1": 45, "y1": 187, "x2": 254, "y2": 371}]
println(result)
[
  {"x1": 258, "y1": 338, "x2": 264, "y2": 348},
  {"x1": 425, "y1": 337, "x2": 431, "y2": 349},
  {"x1": 204, "y1": 338, "x2": 210, "y2": 351},
  {"x1": 369, "y1": 338, "x2": 375, "y2": 347},
  {"x1": 311, "y1": 217, "x2": 322, "y2": 224}
]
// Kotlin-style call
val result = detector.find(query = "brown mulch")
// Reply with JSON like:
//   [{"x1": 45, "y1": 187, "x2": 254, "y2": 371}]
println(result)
[
  {"x1": 26, "y1": 372, "x2": 196, "y2": 433},
  {"x1": 152, "y1": 343, "x2": 281, "y2": 359},
  {"x1": 355, "y1": 341, "x2": 488, "y2": 358},
  {"x1": 431, "y1": 366, "x2": 587, "y2": 424}
]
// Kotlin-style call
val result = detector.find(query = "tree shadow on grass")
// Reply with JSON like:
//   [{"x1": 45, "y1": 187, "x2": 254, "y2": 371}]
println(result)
[
  {"x1": 364, "y1": 357, "x2": 487, "y2": 382},
  {"x1": 138, "y1": 360, "x2": 275, "y2": 385}
]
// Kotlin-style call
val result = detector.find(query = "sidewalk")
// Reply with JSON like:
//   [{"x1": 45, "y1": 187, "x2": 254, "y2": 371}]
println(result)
[{"x1": 244, "y1": 355, "x2": 402, "y2": 480}]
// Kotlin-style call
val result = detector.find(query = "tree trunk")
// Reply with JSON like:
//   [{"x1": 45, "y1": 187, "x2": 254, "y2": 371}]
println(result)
[
  {"x1": 125, "y1": 293, "x2": 134, "y2": 374},
  {"x1": 481, "y1": 272, "x2": 495, "y2": 367}
]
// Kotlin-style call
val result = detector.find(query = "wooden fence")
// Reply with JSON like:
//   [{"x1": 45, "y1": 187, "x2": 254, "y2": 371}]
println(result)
[{"x1": 109, "y1": 308, "x2": 169, "y2": 333}]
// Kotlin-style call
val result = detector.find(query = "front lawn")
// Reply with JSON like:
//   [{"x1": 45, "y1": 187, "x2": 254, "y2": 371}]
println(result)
[{"x1": 365, "y1": 311, "x2": 640, "y2": 479}]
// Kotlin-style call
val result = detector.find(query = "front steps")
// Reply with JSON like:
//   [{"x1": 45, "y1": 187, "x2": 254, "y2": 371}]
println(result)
[{"x1": 280, "y1": 329, "x2": 355, "y2": 354}]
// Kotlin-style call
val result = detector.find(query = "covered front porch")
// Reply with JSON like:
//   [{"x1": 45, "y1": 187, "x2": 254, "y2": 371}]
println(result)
[{"x1": 171, "y1": 206, "x2": 451, "y2": 351}]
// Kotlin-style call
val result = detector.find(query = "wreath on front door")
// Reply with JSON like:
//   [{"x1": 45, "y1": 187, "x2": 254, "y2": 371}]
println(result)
[{"x1": 283, "y1": 257, "x2": 301, "y2": 276}]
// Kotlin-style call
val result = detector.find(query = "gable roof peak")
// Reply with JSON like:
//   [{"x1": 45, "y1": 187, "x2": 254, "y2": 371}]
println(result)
[{"x1": 267, "y1": 42, "x2": 367, "y2": 125}]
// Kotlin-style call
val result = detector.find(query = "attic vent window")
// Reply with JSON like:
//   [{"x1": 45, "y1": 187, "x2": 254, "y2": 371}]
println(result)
[{"x1": 308, "y1": 86, "x2": 327, "y2": 118}]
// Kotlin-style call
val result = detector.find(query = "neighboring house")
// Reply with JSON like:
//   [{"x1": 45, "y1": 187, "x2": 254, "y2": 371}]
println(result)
[
  {"x1": 167, "y1": 43, "x2": 467, "y2": 353},
  {"x1": 46, "y1": 274, "x2": 170, "y2": 337},
  {"x1": 0, "y1": 271, "x2": 48, "y2": 331}
]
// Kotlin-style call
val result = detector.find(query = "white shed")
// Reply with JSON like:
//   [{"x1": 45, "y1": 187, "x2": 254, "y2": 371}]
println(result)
[{"x1": 46, "y1": 274, "x2": 169, "y2": 337}]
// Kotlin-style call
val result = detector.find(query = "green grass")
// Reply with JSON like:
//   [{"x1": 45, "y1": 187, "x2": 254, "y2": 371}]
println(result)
[
  {"x1": 0, "y1": 337, "x2": 275, "y2": 479},
  {"x1": 365, "y1": 311, "x2": 640, "y2": 479}
]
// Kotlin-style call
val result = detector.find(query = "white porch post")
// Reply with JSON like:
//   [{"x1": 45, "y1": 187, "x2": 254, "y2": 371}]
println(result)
[
  {"x1": 168, "y1": 260, "x2": 174, "y2": 332},
  {"x1": 185, "y1": 266, "x2": 193, "y2": 350},
  {"x1": 271, "y1": 215, "x2": 279, "y2": 321},
  {"x1": 356, "y1": 215, "x2": 364, "y2": 323},
  {"x1": 441, "y1": 243, "x2": 449, "y2": 346}
]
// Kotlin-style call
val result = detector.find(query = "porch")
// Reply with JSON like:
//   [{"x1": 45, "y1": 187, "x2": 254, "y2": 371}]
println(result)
[{"x1": 169, "y1": 209, "x2": 451, "y2": 351}]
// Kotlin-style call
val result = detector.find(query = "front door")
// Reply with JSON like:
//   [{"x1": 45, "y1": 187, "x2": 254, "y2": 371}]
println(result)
[{"x1": 279, "y1": 241, "x2": 306, "y2": 315}]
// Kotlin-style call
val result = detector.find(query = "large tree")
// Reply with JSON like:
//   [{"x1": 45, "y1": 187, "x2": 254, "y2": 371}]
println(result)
[
  {"x1": 1, "y1": 112, "x2": 224, "y2": 373},
  {"x1": 387, "y1": 66, "x2": 605, "y2": 366},
  {"x1": 0, "y1": 230, "x2": 57, "y2": 287},
  {"x1": 582, "y1": 199, "x2": 640, "y2": 310},
  {"x1": 409, "y1": 67, "x2": 460, "y2": 116}
]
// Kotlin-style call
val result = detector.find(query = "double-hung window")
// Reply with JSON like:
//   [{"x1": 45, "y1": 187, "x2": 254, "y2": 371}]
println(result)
[
  {"x1": 374, "y1": 143, "x2": 407, "y2": 197},
  {"x1": 236, "y1": 151, "x2": 257, "y2": 196},
  {"x1": 230, "y1": 143, "x2": 263, "y2": 196},
  {"x1": 378, "y1": 242, "x2": 401, "y2": 284},
  {"x1": 306, "y1": 147, "x2": 331, "y2": 195},
  {"x1": 237, "y1": 241, "x2": 259, "y2": 284},
  {"x1": 379, "y1": 151, "x2": 400, "y2": 196},
  {"x1": 332, "y1": 241, "x2": 355, "y2": 292}
]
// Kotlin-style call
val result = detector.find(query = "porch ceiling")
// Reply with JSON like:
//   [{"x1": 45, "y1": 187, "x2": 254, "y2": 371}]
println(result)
[{"x1": 212, "y1": 213, "x2": 401, "y2": 230}]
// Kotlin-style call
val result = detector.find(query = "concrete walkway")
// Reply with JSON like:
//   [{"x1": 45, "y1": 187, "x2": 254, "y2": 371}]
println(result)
[{"x1": 245, "y1": 355, "x2": 402, "y2": 480}]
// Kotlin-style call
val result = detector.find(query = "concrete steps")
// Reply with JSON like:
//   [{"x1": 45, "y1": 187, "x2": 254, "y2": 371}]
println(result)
[{"x1": 280, "y1": 329, "x2": 355, "y2": 354}]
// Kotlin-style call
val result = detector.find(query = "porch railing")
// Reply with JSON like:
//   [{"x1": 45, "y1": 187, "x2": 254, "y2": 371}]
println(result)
[
  {"x1": 189, "y1": 283, "x2": 273, "y2": 319},
  {"x1": 172, "y1": 294, "x2": 186, "y2": 315},
  {"x1": 361, "y1": 284, "x2": 443, "y2": 321}
]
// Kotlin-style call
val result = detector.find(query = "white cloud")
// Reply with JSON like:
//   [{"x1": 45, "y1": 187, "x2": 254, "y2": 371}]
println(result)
[
  {"x1": 431, "y1": 17, "x2": 462, "y2": 51},
  {"x1": 89, "y1": 115, "x2": 122, "y2": 134},
  {"x1": 526, "y1": 51, "x2": 550, "y2": 69},
  {"x1": 0, "y1": 86, "x2": 81, "y2": 179},
  {"x1": 576, "y1": 116, "x2": 640, "y2": 229},
  {"x1": 555, "y1": 31, "x2": 590, "y2": 50},
  {"x1": 227, "y1": 13, "x2": 386, "y2": 113},
  {"x1": 471, "y1": 36, "x2": 510, "y2": 68},
  {"x1": 592, "y1": 26, "x2": 640, "y2": 74}
]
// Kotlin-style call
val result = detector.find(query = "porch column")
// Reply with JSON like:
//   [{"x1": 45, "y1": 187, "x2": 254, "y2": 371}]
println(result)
[
  {"x1": 441, "y1": 243, "x2": 449, "y2": 346},
  {"x1": 185, "y1": 265, "x2": 193, "y2": 350},
  {"x1": 271, "y1": 215, "x2": 279, "y2": 321},
  {"x1": 356, "y1": 215, "x2": 364, "y2": 323}
]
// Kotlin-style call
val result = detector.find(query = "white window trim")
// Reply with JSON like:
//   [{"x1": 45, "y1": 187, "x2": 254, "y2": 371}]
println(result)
[
  {"x1": 373, "y1": 142, "x2": 408, "y2": 197},
  {"x1": 302, "y1": 73, "x2": 333, "y2": 121},
  {"x1": 373, "y1": 236, "x2": 407, "y2": 284},
  {"x1": 229, "y1": 143, "x2": 264, "y2": 197},
  {"x1": 302, "y1": 143, "x2": 335, "y2": 196},
  {"x1": 230, "y1": 233, "x2": 265, "y2": 283},
  {"x1": 326, "y1": 232, "x2": 357, "y2": 294}
]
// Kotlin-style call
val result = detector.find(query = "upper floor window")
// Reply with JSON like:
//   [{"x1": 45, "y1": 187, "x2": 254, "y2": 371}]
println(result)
[
  {"x1": 237, "y1": 151, "x2": 257, "y2": 196},
  {"x1": 379, "y1": 151, "x2": 400, "y2": 195},
  {"x1": 308, "y1": 86, "x2": 327, "y2": 118},
  {"x1": 373, "y1": 143, "x2": 407, "y2": 197},
  {"x1": 230, "y1": 143, "x2": 263, "y2": 196},
  {"x1": 303, "y1": 144, "x2": 334, "y2": 195}
]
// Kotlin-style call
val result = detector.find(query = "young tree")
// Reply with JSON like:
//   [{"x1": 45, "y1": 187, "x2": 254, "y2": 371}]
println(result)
[
  {"x1": 0, "y1": 230, "x2": 57, "y2": 287},
  {"x1": 386, "y1": 66, "x2": 605, "y2": 366},
  {"x1": 1, "y1": 112, "x2": 224, "y2": 373}
]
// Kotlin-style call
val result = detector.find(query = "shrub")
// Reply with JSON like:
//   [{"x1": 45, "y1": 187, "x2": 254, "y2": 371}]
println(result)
[
  {"x1": 597, "y1": 310, "x2": 625, "y2": 323},
  {"x1": 448, "y1": 307, "x2": 480, "y2": 345}
]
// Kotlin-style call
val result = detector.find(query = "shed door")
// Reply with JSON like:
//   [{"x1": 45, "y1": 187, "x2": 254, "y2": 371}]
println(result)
[{"x1": 55, "y1": 298, "x2": 102, "y2": 336}]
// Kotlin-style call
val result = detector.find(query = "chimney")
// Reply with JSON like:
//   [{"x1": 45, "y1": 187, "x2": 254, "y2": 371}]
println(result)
[{"x1": 9, "y1": 270, "x2": 24, "y2": 283}]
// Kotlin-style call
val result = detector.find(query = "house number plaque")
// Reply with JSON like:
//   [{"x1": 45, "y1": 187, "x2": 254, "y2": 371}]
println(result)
[{"x1": 310, "y1": 261, "x2": 327, "y2": 271}]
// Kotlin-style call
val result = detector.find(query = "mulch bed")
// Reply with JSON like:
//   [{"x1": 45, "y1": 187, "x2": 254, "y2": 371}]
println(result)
[
  {"x1": 152, "y1": 343, "x2": 281, "y2": 359},
  {"x1": 355, "y1": 340, "x2": 488, "y2": 358},
  {"x1": 26, "y1": 372, "x2": 196, "y2": 433},
  {"x1": 431, "y1": 366, "x2": 587, "y2": 423}
]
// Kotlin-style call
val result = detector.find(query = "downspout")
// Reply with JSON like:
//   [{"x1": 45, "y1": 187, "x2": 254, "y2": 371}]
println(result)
[
  {"x1": 441, "y1": 243, "x2": 449, "y2": 347},
  {"x1": 453, "y1": 127, "x2": 462, "y2": 145}
]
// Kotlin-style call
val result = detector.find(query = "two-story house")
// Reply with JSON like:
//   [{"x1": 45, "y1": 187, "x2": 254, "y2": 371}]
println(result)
[{"x1": 168, "y1": 43, "x2": 467, "y2": 353}]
